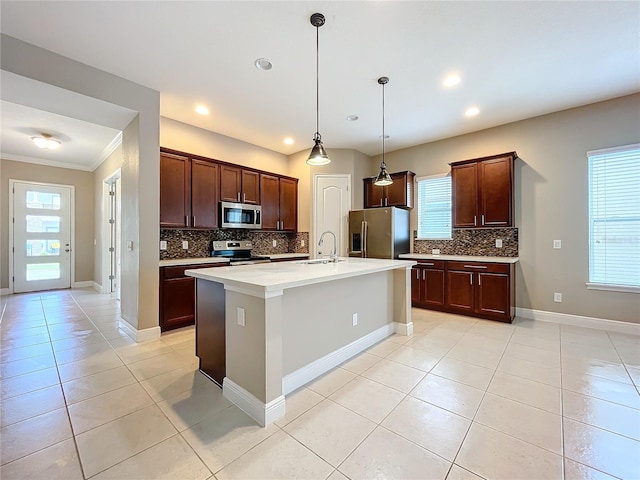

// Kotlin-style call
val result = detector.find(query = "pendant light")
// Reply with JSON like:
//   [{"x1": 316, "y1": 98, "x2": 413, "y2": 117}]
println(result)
[
  {"x1": 374, "y1": 76, "x2": 393, "y2": 186},
  {"x1": 307, "y1": 13, "x2": 330, "y2": 166}
]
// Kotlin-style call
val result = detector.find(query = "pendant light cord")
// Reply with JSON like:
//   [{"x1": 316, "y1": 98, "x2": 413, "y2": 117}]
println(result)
[
  {"x1": 315, "y1": 23, "x2": 320, "y2": 140},
  {"x1": 381, "y1": 80, "x2": 386, "y2": 168}
]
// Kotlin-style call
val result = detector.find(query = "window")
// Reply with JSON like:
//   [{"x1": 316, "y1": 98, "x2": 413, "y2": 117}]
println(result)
[
  {"x1": 416, "y1": 174, "x2": 452, "y2": 240},
  {"x1": 588, "y1": 144, "x2": 640, "y2": 292}
]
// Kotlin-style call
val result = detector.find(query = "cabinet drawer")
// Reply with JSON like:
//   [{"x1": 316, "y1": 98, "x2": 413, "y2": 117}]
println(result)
[
  {"x1": 416, "y1": 260, "x2": 445, "y2": 269},
  {"x1": 447, "y1": 261, "x2": 509, "y2": 274}
]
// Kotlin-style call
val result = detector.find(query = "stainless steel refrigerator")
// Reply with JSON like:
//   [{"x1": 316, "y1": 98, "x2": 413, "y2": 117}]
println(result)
[{"x1": 348, "y1": 207, "x2": 410, "y2": 259}]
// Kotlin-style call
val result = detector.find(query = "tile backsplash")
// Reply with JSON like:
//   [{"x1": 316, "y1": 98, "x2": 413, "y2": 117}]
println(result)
[
  {"x1": 159, "y1": 229, "x2": 309, "y2": 260},
  {"x1": 413, "y1": 227, "x2": 518, "y2": 257}
]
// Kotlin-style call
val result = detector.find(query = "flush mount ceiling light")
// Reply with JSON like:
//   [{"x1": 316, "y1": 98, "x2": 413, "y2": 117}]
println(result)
[
  {"x1": 31, "y1": 133, "x2": 61, "y2": 150},
  {"x1": 443, "y1": 74, "x2": 461, "y2": 87},
  {"x1": 374, "y1": 77, "x2": 393, "y2": 186},
  {"x1": 254, "y1": 58, "x2": 272, "y2": 71},
  {"x1": 465, "y1": 106, "x2": 480, "y2": 117},
  {"x1": 195, "y1": 105, "x2": 209, "y2": 115},
  {"x1": 306, "y1": 12, "x2": 330, "y2": 166},
  {"x1": 346, "y1": 114, "x2": 359, "y2": 122},
  {"x1": 283, "y1": 137, "x2": 294, "y2": 145}
]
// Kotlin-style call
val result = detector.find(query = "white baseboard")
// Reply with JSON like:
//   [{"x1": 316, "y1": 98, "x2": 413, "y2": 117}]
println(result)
[
  {"x1": 516, "y1": 307, "x2": 640, "y2": 336},
  {"x1": 0, "y1": 288, "x2": 10, "y2": 296},
  {"x1": 282, "y1": 323, "x2": 394, "y2": 396},
  {"x1": 394, "y1": 321, "x2": 413, "y2": 336},
  {"x1": 223, "y1": 377, "x2": 286, "y2": 427},
  {"x1": 118, "y1": 319, "x2": 161, "y2": 343},
  {"x1": 72, "y1": 281, "x2": 94, "y2": 289}
]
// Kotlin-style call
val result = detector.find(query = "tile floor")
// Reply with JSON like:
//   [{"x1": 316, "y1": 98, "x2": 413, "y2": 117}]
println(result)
[{"x1": 1, "y1": 289, "x2": 639, "y2": 479}]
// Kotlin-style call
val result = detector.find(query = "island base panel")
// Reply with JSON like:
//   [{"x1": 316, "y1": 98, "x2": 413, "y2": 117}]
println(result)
[{"x1": 195, "y1": 279, "x2": 226, "y2": 386}]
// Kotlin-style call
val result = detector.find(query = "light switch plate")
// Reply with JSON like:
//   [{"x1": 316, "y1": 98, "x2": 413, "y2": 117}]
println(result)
[
  {"x1": 160, "y1": 241, "x2": 167, "y2": 250},
  {"x1": 237, "y1": 307, "x2": 245, "y2": 326},
  {"x1": 352, "y1": 313, "x2": 358, "y2": 326},
  {"x1": 301, "y1": 240, "x2": 305, "y2": 247},
  {"x1": 127, "y1": 241, "x2": 133, "y2": 251},
  {"x1": 182, "y1": 241, "x2": 189, "y2": 250},
  {"x1": 432, "y1": 249, "x2": 440, "y2": 255},
  {"x1": 553, "y1": 240, "x2": 562, "y2": 249},
  {"x1": 272, "y1": 240, "x2": 277, "y2": 247}
]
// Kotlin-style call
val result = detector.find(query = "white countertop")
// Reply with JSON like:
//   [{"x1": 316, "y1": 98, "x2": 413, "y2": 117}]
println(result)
[
  {"x1": 399, "y1": 253, "x2": 519, "y2": 264},
  {"x1": 265, "y1": 253, "x2": 310, "y2": 260},
  {"x1": 159, "y1": 257, "x2": 230, "y2": 267},
  {"x1": 186, "y1": 257, "x2": 416, "y2": 293}
]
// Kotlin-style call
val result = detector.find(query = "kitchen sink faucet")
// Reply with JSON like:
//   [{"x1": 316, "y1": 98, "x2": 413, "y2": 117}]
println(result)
[{"x1": 318, "y1": 231, "x2": 338, "y2": 262}]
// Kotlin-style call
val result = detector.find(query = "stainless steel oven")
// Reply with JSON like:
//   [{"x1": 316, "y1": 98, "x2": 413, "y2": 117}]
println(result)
[{"x1": 220, "y1": 202, "x2": 262, "y2": 229}]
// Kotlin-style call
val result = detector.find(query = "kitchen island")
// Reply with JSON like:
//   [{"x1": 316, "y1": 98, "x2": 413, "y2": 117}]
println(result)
[{"x1": 186, "y1": 257, "x2": 416, "y2": 426}]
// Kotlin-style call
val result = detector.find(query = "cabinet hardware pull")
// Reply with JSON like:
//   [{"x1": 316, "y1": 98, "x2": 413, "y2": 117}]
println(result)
[
  {"x1": 192, "y1": 216, "x2": 195, "y2": 226},
  {"x1": 243, "y1": 193, "x2": 246, "y2": 203},
  {"x1": 479, "y1": 275, "x2": 482, "y2": 286},
  {"x1": 469, "y1": 274, "x2": 473, "y2": 285},
  {"x1": 423, "y1": 262, "x2": 434, "y2": 266},
  {"x1": 185, "y1": 215, "x2": 189, "y2": 227},
  {"x1": 422, "y1": 270, "x2": 425, "y2": 280},
  {"x1": 415, "y1": 270, "x2": 419, "y2": 279},
  {"x1": 481, "y1": 214, "x2": 485, "y2": 226},
  {"x1": 474, "y1": 215, "x2": 477, "y2": 226},
  {"x1": 464, "y1": 265, "x2": 488, "y2": 269}
]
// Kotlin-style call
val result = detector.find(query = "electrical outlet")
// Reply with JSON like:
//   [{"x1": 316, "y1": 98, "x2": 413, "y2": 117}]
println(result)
[
  {"x1": 160, "y1": 240, "x2": 167, "y2": 250},
  {"x1": 272, "y1": 239, "x2": 277, "y2": 247},
  {"x1": 237, "y1": 307, "x2": 245, "y2": 326},
  {"x1": 352, "y1": 313, "x2": 358, "y2": 326},
  {"x1": 495, "y1": 239, "x2": 503, "y2": 248},
  {"x1": 553, "y1": 240, "x2": 562, "y2": 249},
  {"x1": 432, "y1": 249, "x2": 440, "y2": 255},
  {"x1": 554, "y1": 292, "x2": 562, "y2": 303},
  {"x1": 301, "y1": 240, "x2": 305, "y2": 247},
  {"x1": 182, "y1": 241, "x2": 189, "y2": 250}
]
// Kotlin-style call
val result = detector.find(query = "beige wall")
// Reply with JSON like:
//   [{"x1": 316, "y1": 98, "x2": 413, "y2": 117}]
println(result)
[
  {"x1": 161, "y1": 117, "x2": 289, "y2": 175},
  {"x1": 373, "y1": 93, "x2": 640, "y2": 323},
  {"x1": 0, "y1": 159, "x2": 95, "y2": 288}
]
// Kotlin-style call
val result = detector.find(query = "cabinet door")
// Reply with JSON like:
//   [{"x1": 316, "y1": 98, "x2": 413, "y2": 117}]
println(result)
[
  {"x1": 411, "y1": 267, "x2": 421, "y2": 304},
  {"x1": 446, "y1": 270, "x2": 474, "y2": 312},
  {"x1": 452, "y1": 162, "x2": 478, "y2": 228},
  {"x1": 161, "y1": 277, "x2": 195, "y2": 331},
  {"x1": 191, "y1": 160, "x2": 219, "y2": 229},
  {"x1": 260, "y1": 174, "x2": 280, "y2": 230},
  {"x1": 476, "y1": 272, "x2": 510, "y2": 317},
  {"x1": 279, "y1": 177, "x2": 298, "y2": 231},
  {"x1": 386, "y1": 171, "x2": 415, "y2": 208},
  {"x1": 423, "y1": 268, "x2": 445, "y2": 307},
  {"x1": 219, "y1": 165, "x2": 242, "y2": 202},
  {"x1": 479, "y1": 156, "x2": 513, "y2": 227},
  {"x1": 160, "y1": 152, "x2": 190, "y2": 228},
  {"x1": 364, "y1": 178, "x2": 385, "y2": 208},
  {"x1": 241, "y1": 170, "x2": 260, "y2": 204}
]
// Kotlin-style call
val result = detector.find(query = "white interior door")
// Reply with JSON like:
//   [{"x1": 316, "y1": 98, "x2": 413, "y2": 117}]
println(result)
[
  {"x1": 313, "y1": 174, "x2": 351, "y2": 258},
  {"x1": 12, "y1": 181, "x2": 73, "y2": 293}
]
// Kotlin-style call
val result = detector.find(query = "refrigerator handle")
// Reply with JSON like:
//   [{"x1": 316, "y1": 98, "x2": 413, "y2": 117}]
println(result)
[{"x1": 362, "y1": 221, "x2": 367, "y2": 258}]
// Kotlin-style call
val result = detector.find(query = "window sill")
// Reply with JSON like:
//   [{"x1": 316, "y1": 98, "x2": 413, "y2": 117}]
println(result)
[{"x1": 586, "y1": 283, "x2": 640, "y2": 294}]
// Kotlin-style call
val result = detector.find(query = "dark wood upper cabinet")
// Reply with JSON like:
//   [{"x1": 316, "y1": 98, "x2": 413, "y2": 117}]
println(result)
[
  {"x1": 160, "y1": 152, "x2": 191, "y2": 228},
  {"x1": 220, "y1": 165, "x2": 260, "y2": 204},
  {"x1": 160, "y1": 150, "x2": 219, "y2": 229},
  {"x1": 451, "y1": 152, "x2": 515, "y2": 228},
  {"x1": 191, "y1": 160, "x2": 219, "y2": 229},
  {"x1": 363, "y1": 171, "x2": 415, "y2": 209},
  {"x1": 260, "y1": 174, "x2": 298, "y2": 231}
]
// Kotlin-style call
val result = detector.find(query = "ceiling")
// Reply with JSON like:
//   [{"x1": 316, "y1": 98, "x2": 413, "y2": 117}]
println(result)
[{"x1": 1, "y1": 1, "x2": 638, "y2": 167}]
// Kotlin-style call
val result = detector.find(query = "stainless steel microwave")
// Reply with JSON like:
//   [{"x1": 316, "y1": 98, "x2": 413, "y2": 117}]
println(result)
[{"x1": 220, "y1": 201, "x2": 262, "y2": 229}]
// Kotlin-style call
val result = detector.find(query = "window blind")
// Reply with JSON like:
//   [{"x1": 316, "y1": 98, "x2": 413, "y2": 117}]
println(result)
[
  {"x1": 588, "y1": 144, "x2": 640, "y2": 288},
  {"x1": 416, "y1": 174, "x2": 452, "y2": 239}
]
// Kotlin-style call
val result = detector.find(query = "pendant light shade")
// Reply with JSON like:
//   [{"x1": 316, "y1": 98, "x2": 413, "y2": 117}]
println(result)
[
  {"x1": 374, "y1": 76, "x2": 393, "y2": 186},
  {"x1": 307, "y1": 13, "x2": 331, "y2": 166}
]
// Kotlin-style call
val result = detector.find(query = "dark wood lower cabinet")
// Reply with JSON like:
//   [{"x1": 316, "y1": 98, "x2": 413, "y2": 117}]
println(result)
[
  {"x1": 411, "y1": 261, "x2": 445, "y2": 310},
  {"x1": 195, "y1": 278, "x2": 226, "y2": 386},
  {"x1": 412, "y1": 259, "x2": 515, "y2": 322}
]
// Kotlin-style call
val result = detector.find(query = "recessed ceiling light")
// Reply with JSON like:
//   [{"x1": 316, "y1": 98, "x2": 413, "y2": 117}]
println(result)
[
  {"x1": 255, "y1": 58, "x2": 272, "y2": 71},
  {"x1": 346, "y1": 114, "x2": 359, "y2": 121},
  {"x1": 283, "y1": 137, "x2": 294, "y2": 145},
  {"x1": 443, "y1": 74, "x2": 461, "y2": 87},
  {"x1": 465, "y1": 107, "x2": 480, "y2": 117},
  {"x1": 31, "y1": 134, "x2": 61, "y2": 149},
  {"x1": 195, "y1": 105, "x2": 209, "y2": 115}
]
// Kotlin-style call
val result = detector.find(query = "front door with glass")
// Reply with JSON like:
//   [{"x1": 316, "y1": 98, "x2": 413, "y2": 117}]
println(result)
[{"x1": 12, "y1": 181, "x2": 72, "y2": 293}]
